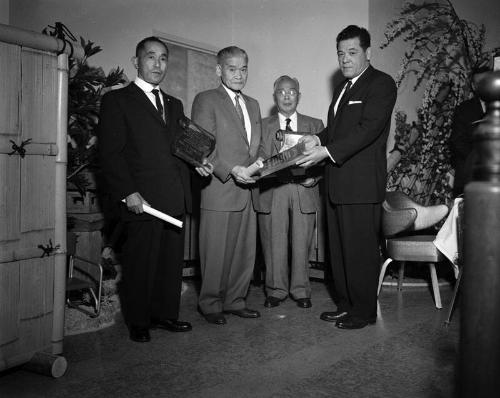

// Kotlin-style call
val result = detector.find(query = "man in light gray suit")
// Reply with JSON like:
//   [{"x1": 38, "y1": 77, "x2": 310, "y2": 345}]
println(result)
[
  {"x1": 192, "y1": 46, "x2": 262, "y2": 325},
  {"x1": 258, "y1": 75, "x2": 324, "y2": 309}
]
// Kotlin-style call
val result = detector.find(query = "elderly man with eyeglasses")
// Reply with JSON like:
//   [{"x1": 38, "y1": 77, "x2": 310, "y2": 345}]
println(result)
[{"x1": 257, "y1": 75, "x2": 324, "y2": 309}]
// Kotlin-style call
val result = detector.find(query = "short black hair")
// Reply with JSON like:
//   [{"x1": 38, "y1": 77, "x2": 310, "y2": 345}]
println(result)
[
  {"x1": 135, "y1": 36, "x2": 169, "y2": 57},
  {"x1": 336, "y1": 25, "x2": 371, "y2": 50},
  {"x1": 217, "y1": 46, "x2": 248, "y2": 65}
]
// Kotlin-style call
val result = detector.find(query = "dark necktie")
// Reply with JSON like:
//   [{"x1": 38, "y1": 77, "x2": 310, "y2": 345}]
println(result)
[
  {"x1": 343, "y1": 80, "x2": 352, "y2": 95},
  {"x1": 234, "y1": 94, "x2": 245, "y2": 129},
  {"x1": 151, "y1": 89, "x2": 164, "y2": 121},
  {"x1": 285, "y1": 118, "x2": 293, "y2": 131}
]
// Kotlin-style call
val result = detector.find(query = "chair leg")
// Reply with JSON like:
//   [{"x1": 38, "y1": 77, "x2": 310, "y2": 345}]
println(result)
[
  {"x1": 378, "y1": 258, "x2": 393, "y2": 296},
  {"x1": 428, "y1": 263, "x2": 442, "y2": 309},
  {"x1": 397, "y1": 261, "x2": 405, "y2": 291},
  {"x1": 444, "y1": 268, "x2": 462, "y2": 325}
]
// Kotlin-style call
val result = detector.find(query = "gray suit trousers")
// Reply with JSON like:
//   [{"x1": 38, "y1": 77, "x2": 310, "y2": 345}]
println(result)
[
  {"x1": 259, "y1": 184, "x2": 316, "y2": 300},
  {"x1": 198, "y1": 200, "x2": 257, "y2": 314}
]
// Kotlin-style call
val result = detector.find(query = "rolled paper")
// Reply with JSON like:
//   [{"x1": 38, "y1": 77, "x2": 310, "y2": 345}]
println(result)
[
  {"x1": 246, "y1": 159, "x2": 264, "y2": 176},
  {"x1": 121, "y1": 199, "x2": 183, "y2": 228}
]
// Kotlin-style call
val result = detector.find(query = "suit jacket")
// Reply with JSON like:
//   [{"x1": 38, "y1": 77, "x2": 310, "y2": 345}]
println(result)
[
  {"x1": 318, "y1": 65, "x2": 397, "y2": 204},
  {"x1": 258, "y1": 113, "x2": 324, "y2": 213},
  {"x1": 98, "y1": 82, "x2": 192, "y2": 221},
  {"x1": 191, "y1": 85, "x2": 262, "y2": 211},
  {"x1": 450, "y1": 96, "x2": 484, "y2": 194}
]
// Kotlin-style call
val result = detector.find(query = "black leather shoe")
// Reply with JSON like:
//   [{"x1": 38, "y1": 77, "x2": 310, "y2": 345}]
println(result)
[
  {"x1": 336, "y1": 316, "x2": 374, "y2": 330},
  {"x1": 129, "y1": 326, "x2": 150, "y2": 342},
  {"x1": 203, "y1": 312, "x2": 227, "y2": 325},
  {"x1": 224, "y1": 308, "x2": 261, "y2": 318},
  {"x1": 264, "y1": 296, "x2": 286, "y2": 308},
  {"x1": 320, "y1": 310, "x2": 349, "y2": 322},
  {"x1": 151, "y1": 319, "x2": 192, "y2": 332},
  {"x1": 295, "y1": 298, "x2": 312, "y2": 308}
]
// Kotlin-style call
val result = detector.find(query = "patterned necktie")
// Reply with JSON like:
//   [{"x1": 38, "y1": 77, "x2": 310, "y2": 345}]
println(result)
[
  {"x1": 285, "y1": 118, "x2": 293, "y2": 131},
  {"x1": 234, "y1": 94, "x2": 245, "y2": 129},
  {"x1": 151, "y1": 89, "x2": 164, "y2": 121}
]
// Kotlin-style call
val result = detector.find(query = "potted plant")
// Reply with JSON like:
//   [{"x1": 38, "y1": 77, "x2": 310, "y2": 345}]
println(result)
[
  {"x1": 382, "y1": 0, "x2": 499, "y2": 205},
  {"x1": 44, "y1": 23, "x2": 128, "y2": 208}
]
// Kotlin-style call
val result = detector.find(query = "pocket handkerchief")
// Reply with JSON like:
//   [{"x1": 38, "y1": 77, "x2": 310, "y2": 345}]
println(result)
[{"x1": 348, "y1": 100, "x2": 362, "y2": 105}]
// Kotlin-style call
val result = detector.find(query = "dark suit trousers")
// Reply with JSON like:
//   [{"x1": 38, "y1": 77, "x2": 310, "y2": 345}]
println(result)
[
  {"x1": 326, "y1": 202, "x2": 381, "y2": 321},
  {"x1": 121, "y1": 217, "x2": 185, "y2": 328}
]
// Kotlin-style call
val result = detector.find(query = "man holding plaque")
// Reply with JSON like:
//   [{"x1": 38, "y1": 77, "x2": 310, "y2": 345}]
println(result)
[
  {"x1": 258, "y1": 75, "x2": 324, "y2": 309},
  {"x1": 298, "y1": 25, "x2": 397, "y2": 329},
  {"x1": 98, "y1": 37, "x2": 192, "y2": 342},
  {"x1": 192, "y1": 46, "x2": 263, "y2": 325}
]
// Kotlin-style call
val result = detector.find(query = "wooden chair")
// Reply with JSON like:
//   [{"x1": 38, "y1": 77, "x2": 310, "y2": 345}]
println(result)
[
  {"x1": 66, "y1": 232, "x2": 103, "y2": 318},
  {"x1": 378, "y1": 191, "x2": 449, "y2": 309}
]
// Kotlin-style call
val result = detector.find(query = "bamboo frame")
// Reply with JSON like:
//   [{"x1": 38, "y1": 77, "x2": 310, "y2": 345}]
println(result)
[
  {"x1": 0, "y1": 23, "x2": 83, "y2": 59},
  {"x1": 0, "y1": 23, "x2": 82, "y2": 363}
]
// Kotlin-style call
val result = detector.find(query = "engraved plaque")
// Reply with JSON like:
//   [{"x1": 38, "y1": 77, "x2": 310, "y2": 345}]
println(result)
[
  {"x1": 173, "y1": 117, "x2": 216, "y2": 167},
  {"x1": 256, "y1": 141, "x2": 307, "y2": 177}
]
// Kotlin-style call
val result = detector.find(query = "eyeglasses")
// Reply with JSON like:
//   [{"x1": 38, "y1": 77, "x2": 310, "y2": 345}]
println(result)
[{"x1": 275, "y1": 89, "x2": 299, "y2": 97}]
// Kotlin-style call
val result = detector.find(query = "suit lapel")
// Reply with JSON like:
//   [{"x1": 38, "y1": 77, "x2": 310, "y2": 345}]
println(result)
[
  {"x1": 160, "y1": 90, "x2": 172, "y2": 129},
  {"x1": 126, "y1": 82, "x2": 166, "y2": 126},
  {"x1": 268, "y1": 115, "x2": 281, "y2": 154},
  {"x1": 218, "y1": 85, "x2": 249, "y2": 145},
  {"x1": 335, "y1": 65, "x2": 374, "y2": 115}
]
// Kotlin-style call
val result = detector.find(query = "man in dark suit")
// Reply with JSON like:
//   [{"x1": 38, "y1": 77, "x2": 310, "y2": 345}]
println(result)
[
  {"x1": 98, "y1": 37, "x2": 192, "y2": 342},
  {"x1": 298, "y1": 25, "x2": 397, "y2": 329},
  {"x1": 450, "y1": 66, "x2": 489, "y2": 196},
  {"x1": 192, "y1": 46, "x2": 262, "y2": 325},
  {"x1": 258, "y1": 75, "x2": 324, "y2": 309}
]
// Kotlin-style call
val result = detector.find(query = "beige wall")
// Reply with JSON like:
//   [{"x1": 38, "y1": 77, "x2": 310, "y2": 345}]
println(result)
[
  {"x1": 0, "y1": 0, "x2": 8, "y2": 24},
  {"x1": 9, "y1": 0, "x2": 369, "y2": 121},
  {"x1": 8, "y1": 0, "x2": 500, "y2": 141}
]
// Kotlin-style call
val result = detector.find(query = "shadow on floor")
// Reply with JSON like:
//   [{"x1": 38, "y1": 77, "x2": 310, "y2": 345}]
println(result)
[{"x1": 0, "y1": 279, "x2": 459, "y2": 398}]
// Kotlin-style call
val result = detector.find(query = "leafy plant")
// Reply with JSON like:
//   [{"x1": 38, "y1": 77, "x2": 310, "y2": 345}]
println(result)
[
  {"x1": 381, "y1": 0, "x2": 499, "y2": 205},
  {"x1": 43, "y1": 23, "x2": 128, "y2": 195}
]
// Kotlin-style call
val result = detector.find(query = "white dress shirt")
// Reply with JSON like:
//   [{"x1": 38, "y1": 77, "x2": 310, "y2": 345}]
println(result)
[
  {"x1": 134, "y1": 76, "x2": 164, "y2": 112},
  {"x1": 278, "y1": 112, "x2": 297, "y2": 131}
]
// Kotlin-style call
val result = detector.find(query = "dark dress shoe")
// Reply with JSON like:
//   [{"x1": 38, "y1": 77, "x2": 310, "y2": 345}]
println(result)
[
  {"x1": 151, "y1": 319, "x2": 192, "y2": 332},
  {"x1": 129, "y1": 326, "x2": 150, "y2": 342},
  {"x1": 224, "y1": 308, "x2": 261, "y2": 318},
  {"x1": 295, "y1": 298, "x2": 312, "y2": 308},
  {"x1": 320, "y1": 310, "x2": 349, "y2": 322},
  {"x1": 336, "y1": 316, "x2": 374, "y2": 330},
  {"x1": 264, "y1": 296, "x2": 286, "y2": 308},
  {"x1": 203, "y1": 312, "x2": 227, "y2": 325}
]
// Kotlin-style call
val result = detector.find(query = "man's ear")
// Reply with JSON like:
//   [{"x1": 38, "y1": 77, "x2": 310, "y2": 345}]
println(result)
[
  {"x1": 366, "y1": 47, "x2": 371, "y2": 61},
  {"x1": 131, "y1": 56, "x2": 138, "y2": 70},
  {"x1": 216, "y1": 64, "x2": 222, "y2": 77}
]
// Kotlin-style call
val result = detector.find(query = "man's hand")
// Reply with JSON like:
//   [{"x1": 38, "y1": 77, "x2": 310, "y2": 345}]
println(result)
[
  {"x1": 298, "y1": 135, "x2": 320, "y2": 150},
  {"x1": 195, "y1": 159, "x2": 214, "y2": 177},
  {"x1": 125, "y1": 192, "x2": 150, "y2": 214},
  {"x1": 296, "y1": 146, "x2": 329, "y2": 168},
  {"x1": 231, "y1": 165, "x2": 256, "y2": 184}
]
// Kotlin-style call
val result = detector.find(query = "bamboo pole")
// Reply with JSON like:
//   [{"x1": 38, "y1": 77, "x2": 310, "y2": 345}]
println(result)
[
  {"x1": 0, "y1": 23, "x2": 83, "y2": 59},
  {"x1": 51, "y1": 53, "x2": 69, "y2": 355}
]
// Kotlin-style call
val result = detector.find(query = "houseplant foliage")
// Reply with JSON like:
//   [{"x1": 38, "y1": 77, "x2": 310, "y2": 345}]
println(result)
[
  {"x1": 382, "y1": 0, "x2": 499, "y2": 205},
  {"x1": 43, "y1": 23, "x2": 128, "y2": 195}
]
